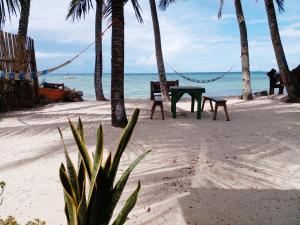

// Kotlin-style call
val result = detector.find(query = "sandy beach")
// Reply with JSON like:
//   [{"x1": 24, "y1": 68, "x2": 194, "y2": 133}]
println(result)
[{"x1": 0, "y1": 96, "x2": 300, "y2": 225}]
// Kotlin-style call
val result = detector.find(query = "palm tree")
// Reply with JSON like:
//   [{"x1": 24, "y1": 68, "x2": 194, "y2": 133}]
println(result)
[
  {"x1": 0, "y1": 0, "x2": 19, "y2": 28},
  {"x1": 160, "y1": 0, "x2": 253, "y2": 100},
  {"x1": 219, "y1": 0, "x2": 253, "y2": 100},
  {"x1": 149, "y1": 0, "x2": 169, "y2": 100},
  {"x1": 17, "y1": 0, "x2": 30, "y2": 37},
  {"x1": 264, "y1": 0, "x2": 299, "y2": 101},
  {"x1": 105, "y1": 0, "x2": 143, "y2": 128},
  {"x1": 67, "y1": 0, "x2": 106, "y2": 101}
]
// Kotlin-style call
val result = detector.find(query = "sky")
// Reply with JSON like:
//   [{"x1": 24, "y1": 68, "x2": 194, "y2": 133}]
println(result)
[{"x1": 4, "y1": 0, "x2": 300, "y2": 73}]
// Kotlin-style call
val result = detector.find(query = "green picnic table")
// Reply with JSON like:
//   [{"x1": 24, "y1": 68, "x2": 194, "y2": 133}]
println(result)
[{"x1": 170, "y1": 86, "x2": 206, "y2": 119}]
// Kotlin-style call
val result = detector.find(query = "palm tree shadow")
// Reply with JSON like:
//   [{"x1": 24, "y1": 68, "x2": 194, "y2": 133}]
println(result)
[{"x1": 178, "y1": 188, "x2": 300, "y2": 225}]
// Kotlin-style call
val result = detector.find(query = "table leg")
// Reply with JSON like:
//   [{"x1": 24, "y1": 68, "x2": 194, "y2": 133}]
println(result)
[
  {"x1": 191, "y1": 94, "x2": 195, "y2": 112},
  {"x1": 171, "y1": 92, "x2": 184, "y2": 119},
  {"x1": 197, "y1": 94, "x2": 202, "y2": 119}
]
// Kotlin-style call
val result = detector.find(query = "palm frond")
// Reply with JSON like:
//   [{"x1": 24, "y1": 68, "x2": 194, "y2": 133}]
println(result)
[
  {"x1": 159, "y1": 0, "x2": 176, "y2": 11},
  {"x1": 104, "y1": 0, "x2": 143, "y2": 23},
  {"x1": 218, "y1": 0, "x2": 224, "y2": 18},
  {"x1": 66, "y1": 0, "x2": 94, "y2": 21},
  {"x1": 130, "y1": 0, "x2": 143, "y2": 23},
  {"x1": 275, "y1": 0, "x2": 285, "y2": 12},
  {"x1": 0, "y1": 0, "x2": 19, "y2": 28}
]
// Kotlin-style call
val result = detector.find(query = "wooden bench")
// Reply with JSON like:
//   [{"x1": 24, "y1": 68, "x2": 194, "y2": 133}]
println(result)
[
  {"x1": 149, "y1": 80, "x2": 179, "y2": 120},
  {"x1": 150, "y1": 80, "x2": 179, "y2": 100},
  {"x1": 150, "y1": 94, "x2": 164, "y2": 120},
  {"x1": 202, "y1": 96, "x2": 230, "y2": 121}
]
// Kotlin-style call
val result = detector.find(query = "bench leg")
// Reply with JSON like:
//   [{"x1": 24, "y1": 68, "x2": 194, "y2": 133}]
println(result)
[
  {"x1": 209, "y1": 100, "x2": 214, "y2": 112},
  {"x1": 279, "y1": 86, "x2": 284, "y2": 95},
  {"x1": 201, "y1": 98, "x2": 206, "y2": 111},
  {"x1": 223, "y1": 104, "x2": 230, "y2": 121},
  {"x1": 150, "y1": 102, "x2": 156, "y2": 119},
  {"x1": 213, "y1": 104, "x2": 219, "y2": 120},
  {"x1": 159, "y1": 102, "x2": 165, "y2": 120}
]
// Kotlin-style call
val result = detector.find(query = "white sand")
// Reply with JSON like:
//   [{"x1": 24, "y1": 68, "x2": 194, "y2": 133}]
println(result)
[{"x1": 0, "y1": 96, "x2": 300, "y2": 225}]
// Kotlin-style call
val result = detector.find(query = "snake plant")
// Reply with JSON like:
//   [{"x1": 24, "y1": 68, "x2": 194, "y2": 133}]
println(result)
[
  {"x1": 59, "y1": 108, "x2": 150, "y2": 225},
  {"x1": 0, "y1": 181, "x2": 5, "y2": 206}
]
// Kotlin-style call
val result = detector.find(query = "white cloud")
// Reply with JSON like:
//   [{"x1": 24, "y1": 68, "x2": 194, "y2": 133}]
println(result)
[{"x1": 281, "y1": 22, "x2": 300, "y2": 38}]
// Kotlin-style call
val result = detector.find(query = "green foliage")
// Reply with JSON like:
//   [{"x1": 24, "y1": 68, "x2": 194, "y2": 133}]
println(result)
[
  {"x1": 25, "y1": 219, "x2": 46, "y2": 225},
  {"x1": 59, "y1": 108, "x2": 150, "y2": 225},
  {"x1": 0, "y1": 217, "x2": 45, "y2": 225},
  {"x1": 0, "y1": 181, "x2": 5, "y2": 205},
  {"x1": 0, "y1": 216, "x2": 19, "y2": 225}
]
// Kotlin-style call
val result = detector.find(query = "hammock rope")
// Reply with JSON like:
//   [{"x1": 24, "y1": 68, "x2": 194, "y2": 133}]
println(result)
[
  {"x1": 36, "y1": 20, "x2": 118, "y2": 76},
  {"x1": 0, "y1": 20, "x2": 121, "y2": 80},
  {"x1": 166, "y1": 56, "x2": 241, "y2": 84}
]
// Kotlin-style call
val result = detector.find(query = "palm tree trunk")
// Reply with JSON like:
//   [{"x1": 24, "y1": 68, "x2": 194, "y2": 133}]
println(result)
[
  {"x1": 16, "y1": 0, "x2": 30, "y2": 72},
  {"x1": 264, "y1": 0, "x2": 299, "y2": 101},
  {"x1": 111, "y1": 0, "x2": 128, "y2": 127},
  {"x1": 149, "y1": 0, "x2": 169, "y2": 101},
  {"x1": 18, "y1": 0, "x2": 30, "y2": 38},
  {"x1": 234, "y1": 0, "x2": 253, "y2": 100},
  {"x1": 16, "y1": 0, "x2": 39, "y2": 103},
  {"x1": 94, "y1": 0, "x2": 106, "y2": 101}
]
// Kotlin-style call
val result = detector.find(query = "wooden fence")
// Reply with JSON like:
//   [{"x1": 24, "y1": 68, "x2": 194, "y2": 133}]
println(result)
[{"x1": 0, "y1": 31, "x2": 39, "y2": 112}]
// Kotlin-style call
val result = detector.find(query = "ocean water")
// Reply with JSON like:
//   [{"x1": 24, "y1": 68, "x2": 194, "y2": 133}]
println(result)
[{"x1": 40, "y1": 72, "x2": 269, "y2": 100}]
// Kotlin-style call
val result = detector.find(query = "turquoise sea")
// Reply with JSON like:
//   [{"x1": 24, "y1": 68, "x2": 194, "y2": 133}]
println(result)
[{"x1": 40, "y1": 72, "x2": 269, "y2": 100}]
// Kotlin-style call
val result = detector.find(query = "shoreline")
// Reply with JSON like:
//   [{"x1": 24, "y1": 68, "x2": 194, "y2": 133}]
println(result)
[{"x1": 0, "y1": 96, "x2": 299, "y2": 224}]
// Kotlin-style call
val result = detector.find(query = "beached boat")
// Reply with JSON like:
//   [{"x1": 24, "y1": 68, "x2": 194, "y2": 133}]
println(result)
[{"x1": 39, "y1": 82, "x2": 83, "y2": 102}]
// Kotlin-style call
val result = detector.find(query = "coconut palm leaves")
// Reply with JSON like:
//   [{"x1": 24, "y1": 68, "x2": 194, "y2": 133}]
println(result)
[
  {"x1": 0, "y1": 0, "x2": 19, "y2": 28},
  {"x1": 104, "y1": 0, "x2": 143, "y2": 23},
  {"x1": 66, "y1": 0, "x2": 93, "y2": 21},
  {"x1": 274, "y1": 0, "x2": 285, "y2": 12},
  {"x1": 66, "y1": 0, "x2": 106, "y2": 101},
  {"x1": 59, "y1": 108, "x2": 150, "y2": 225},
  {"x1": 158, "y1": 0, "x2": 176, "y2": 10}
]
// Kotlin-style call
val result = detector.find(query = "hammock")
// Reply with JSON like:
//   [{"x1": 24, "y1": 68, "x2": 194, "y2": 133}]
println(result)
[
  {"x1": 166, "y1": 56, "x2": 240, "y2": 84},
  {"x1": 0, "y1": 20, "x2": 117, "y2": 81}
]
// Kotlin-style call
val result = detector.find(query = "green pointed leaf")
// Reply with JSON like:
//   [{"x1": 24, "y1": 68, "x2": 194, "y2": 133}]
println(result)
[
  {"x1": 112, "y1": 181, "x2": 141, "y2": 225},
  {"x1": 77, "y1": 182, "x2": 87, "y2": 225},
  {"x1": 64, "y1": 203, "x2": 70, "y2": 225},
  {"x1": 87, "y1": 166, "x2": 112, "y2": 225},
  {"x1": 60, "y1": 164, "x2": 78, "y2": 225},
  {"x1": 94, "y1": 124, "x2": 104, "y2": 168},
  {"x1": 59, "y1": 164, "x2": 77, "y2": 205},
  {"x1": 77, "y1": 117, "x2": 85, "y2": 144},
  {"x1": 59, "y1": 127, "x2": 80, "y2": 203},
  {"x1": 109, "y1": 109, "x2": 140, "y2": 187},
  {"x1": 77, "y1": 160, "x2": 86, "y2": 196},
  {"x1": 110, "y1": 150, "x2": 150, "y2": 214},
  {"x1": 104, "y1": 152, "x2": 112, "y2": 176},
  {"x1": 87, "y1": 124, "x2": 105, "y2": 201},
  {"x1": 69, "y1": 119, "x2": 93, "y2": 180},
  {"x1": 64, "y1": 192, "x2": 78, "y2": 225}
]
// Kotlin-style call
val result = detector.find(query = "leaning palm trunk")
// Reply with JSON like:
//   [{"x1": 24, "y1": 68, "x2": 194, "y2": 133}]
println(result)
[
  {"x1": 18, "y1": 0, "x2": 30, "y2": 38},
  {"x1": 16, "y1": 0, "x2": 30, "y2": 72},
  {"x1": 234, "y1": 0, "x2": 253, "y2": 100},
  {"x1": 111, "y1": 0, "x2": 128, "y2": 127},
  {"x1": 94, "y1": 0, "x2": 106, "y2": 101},
  {"x1": 264, "y1": 0, "x2": 299, "y2": 101},
  {"x1": 149, "y1": 0, "x2": 169, "y2": 101}
]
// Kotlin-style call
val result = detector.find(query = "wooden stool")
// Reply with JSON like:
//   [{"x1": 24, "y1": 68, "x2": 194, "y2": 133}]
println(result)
[
  {"x1": 202, "y1": 96, "x2": 230, "y2": 121},
  {"x1": 150, "y1": 95, "x2": 164, "y2": 120}
]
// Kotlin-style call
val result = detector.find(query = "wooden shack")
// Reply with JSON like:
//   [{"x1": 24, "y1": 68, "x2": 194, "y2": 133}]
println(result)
[{"x1": 0, "y1": 31, "x2": 39, "y2": 112}]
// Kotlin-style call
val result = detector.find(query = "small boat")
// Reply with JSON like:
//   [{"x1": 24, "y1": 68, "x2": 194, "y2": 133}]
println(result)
[{"x1": 39, "y1": 82, "x2": 83, "y2": 102}]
